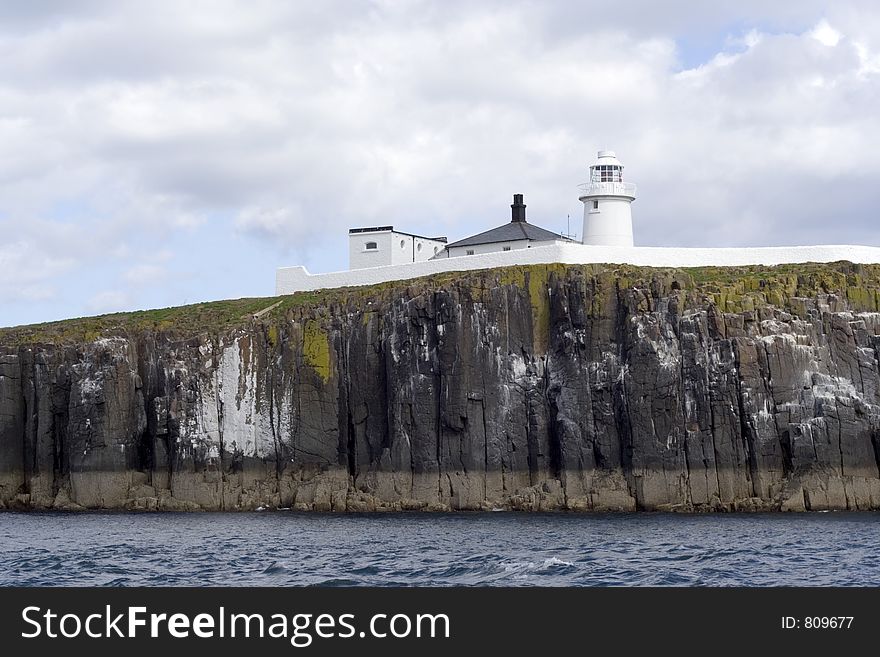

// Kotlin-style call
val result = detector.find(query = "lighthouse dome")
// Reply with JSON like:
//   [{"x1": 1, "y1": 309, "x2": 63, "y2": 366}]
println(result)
[{"x1": 593, "y1": 150, "x2": 623, "y2": 167}]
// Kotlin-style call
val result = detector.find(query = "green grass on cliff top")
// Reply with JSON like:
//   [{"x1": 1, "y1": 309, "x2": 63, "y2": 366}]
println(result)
[
  {"x1": 0, "y1": 261, "x2": 877, "y2": 346},
  {"x1": 0, "y1": 298, "x2": 273, "y2": 347}
]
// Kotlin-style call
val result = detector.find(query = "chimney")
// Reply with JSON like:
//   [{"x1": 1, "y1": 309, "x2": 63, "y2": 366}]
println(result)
[{"x1": 511, "y1": 194, "x2": 526, "y2": 223}]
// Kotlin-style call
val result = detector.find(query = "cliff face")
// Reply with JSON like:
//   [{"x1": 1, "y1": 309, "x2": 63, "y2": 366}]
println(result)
[{"x1": 2, "y1": 262, "x2": 880, "y2": 512}]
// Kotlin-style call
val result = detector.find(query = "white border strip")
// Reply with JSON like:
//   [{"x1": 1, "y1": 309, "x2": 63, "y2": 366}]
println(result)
[{"x1": 276, "y1": 244, "x2": 879, "y2": 294}]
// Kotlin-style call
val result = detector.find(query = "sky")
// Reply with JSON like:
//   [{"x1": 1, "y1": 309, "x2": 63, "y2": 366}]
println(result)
[{"x1": 2, "y1": 0, "x2": 880, "y2": 327}]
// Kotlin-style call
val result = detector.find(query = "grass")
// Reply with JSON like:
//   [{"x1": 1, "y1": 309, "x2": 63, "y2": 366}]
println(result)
[
  {"x1": 2, "y1": 260, "x2": 878, "y2": 347},
  {"x1": 0, "y1": 298, "x2": 275, "y2": 347}
]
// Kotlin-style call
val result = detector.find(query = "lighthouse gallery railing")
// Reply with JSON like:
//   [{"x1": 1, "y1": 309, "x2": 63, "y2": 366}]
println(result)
[{"x1": 577, "y1": 181, "x2": 637, "y2": 198}]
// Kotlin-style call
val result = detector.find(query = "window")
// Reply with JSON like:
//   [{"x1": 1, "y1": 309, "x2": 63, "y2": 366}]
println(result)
[
  {"x1": 466, "y1": 249, "x2": 475, "y2": 256},
  {"x1": 433, "y1": 246, "x2": 439, "y2": 254},
  {"x1": 593, "y1": 200, "x2": 599, "y2": 210},
  {"x1": 365, "y1": 241, "x2": 378, "y2": 250},
  {"x1": 594, "y1": 165, "x2": 621, "y2": 183},
  {"x1": 400, "y1": 239, "x2": 406, "y2": 248},
  {"x1": 417, "y1": 243, "x2": 422, "y2": 252},
  {"x1": 503, "y1": 246, "x2": 511, "y2": 251}
]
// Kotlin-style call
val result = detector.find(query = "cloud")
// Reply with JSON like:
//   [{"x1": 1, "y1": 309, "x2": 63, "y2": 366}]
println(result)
[
  {"x1": 86, "y1": 289, "x2": 131, "y2": 314},
  {"x1": 2, "y1": 2, "x2": 880, "y2": 326},
  {"x1": 122, "y1": 254, "x2": 174, "y2": 287},
  {"x1": 234, "y1": 205, "x2": 314, "y2": 245},
  {"x1": 810, "y1": 19, "x2": 842, "y2": 47},
  {"x1": 0, "y1": 239, "x2": 75, "y2": 303}
]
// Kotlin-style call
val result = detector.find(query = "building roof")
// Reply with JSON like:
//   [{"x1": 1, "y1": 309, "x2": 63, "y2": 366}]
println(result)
[
  {"x1": 445, "y1": 220, "x2": 570, "y2": 249},
  {"x1": 444, "y1": 193, "x2": 572, "y2": 249},
  {"x1": 349, "y1": 226, "x2": 447, "y2": 243}
]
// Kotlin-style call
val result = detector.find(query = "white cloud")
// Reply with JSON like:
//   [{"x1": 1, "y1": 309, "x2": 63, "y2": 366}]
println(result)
[
  {"x1": 2, "y1": 3, "x2": 880, "y2": 326},
  {"x1": 811, "y1": 19, "x2": 842, "y2": 47},
  {"x1": 234, "y1": 205, "x2": 316, "y2": 245},
  {"x1": 0, "y1": 239, "x2": 75, "y2": 304},
  {"x1": 86, "y1": 289, "x2": 131, "y2": 314},
  {"x1": 122, "y1": 263, "x2": 170, "y2": 286}
]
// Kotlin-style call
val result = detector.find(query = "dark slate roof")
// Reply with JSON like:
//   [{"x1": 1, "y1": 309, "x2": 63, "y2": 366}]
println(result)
[{"x1": 444, "y1": 221, "x2": 571, "y2": 249}]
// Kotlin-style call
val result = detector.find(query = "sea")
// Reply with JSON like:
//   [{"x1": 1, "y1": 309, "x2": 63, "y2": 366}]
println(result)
[{"x1": 1, "y1": 512, "x2": 878, "y2": 586}]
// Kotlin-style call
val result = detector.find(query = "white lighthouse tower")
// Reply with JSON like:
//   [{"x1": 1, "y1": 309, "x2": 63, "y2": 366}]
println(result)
[{"x1": 578, "y1": 150, "x2": 636, "y2": 247}]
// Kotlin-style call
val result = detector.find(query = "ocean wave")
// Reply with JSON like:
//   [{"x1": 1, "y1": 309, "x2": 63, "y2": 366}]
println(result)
[
  {"x1": 3, "y1": 512, "x2": 879, "y2": 586},
  {"x1": 500, "y1": 556, "x2": 577, "y2": 575}
]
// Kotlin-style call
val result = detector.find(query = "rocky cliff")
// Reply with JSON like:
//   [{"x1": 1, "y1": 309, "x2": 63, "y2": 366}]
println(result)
[{"x1": 2, "y1": 262, "x2": 880, "y2": 512}]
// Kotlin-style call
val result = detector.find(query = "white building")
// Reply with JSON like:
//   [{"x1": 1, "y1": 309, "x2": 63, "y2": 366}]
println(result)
[
  {"x1": 437, "y1": 194, "x2": 572, "y2": 258},
  {"x1": 578, "y1": 150, "x2": 636, "y2": 247},
  {"x1": 348, "y1": 226, "x2": 448, "y2": 270},
  {"x1": 276, "y1": 146, "x2": 880, "y2": 295}
]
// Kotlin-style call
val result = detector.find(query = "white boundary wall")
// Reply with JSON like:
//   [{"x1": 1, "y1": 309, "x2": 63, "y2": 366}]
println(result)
[
  {"x1": 276, "y1": 243, "x2": 880, "y2": 295},
  {"x1": 444, "y1": 238, "x2": 571, "y2": 259}
]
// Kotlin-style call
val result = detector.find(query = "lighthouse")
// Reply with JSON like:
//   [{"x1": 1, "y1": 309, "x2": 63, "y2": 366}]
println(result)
[{"x1": 578, "y1": 150, "x2": 636, "y2": 247}]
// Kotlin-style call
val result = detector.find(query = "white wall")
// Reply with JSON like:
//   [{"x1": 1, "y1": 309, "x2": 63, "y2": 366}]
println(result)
[
  {"x1": 582, "y1": 197, "x2": 634, "y2": 247},
  {"x1": 278, "y1": 243, "x2": 880, "y2": 295},
  {"x1": 349, "y1": 230, "x2": 393, "y2": 270},
  {"x1": 445, "y1": 238, "x2": 527, "y2": 258},
  {"x1": 349, "y1": 229, "x2": 446, "y2": 270},
  {"x1": 409, "y1": 234, "x2": 447, "y2": 263},
  {"x1": 444, "y1": 238, "x2": 569, "y2": 259}
]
